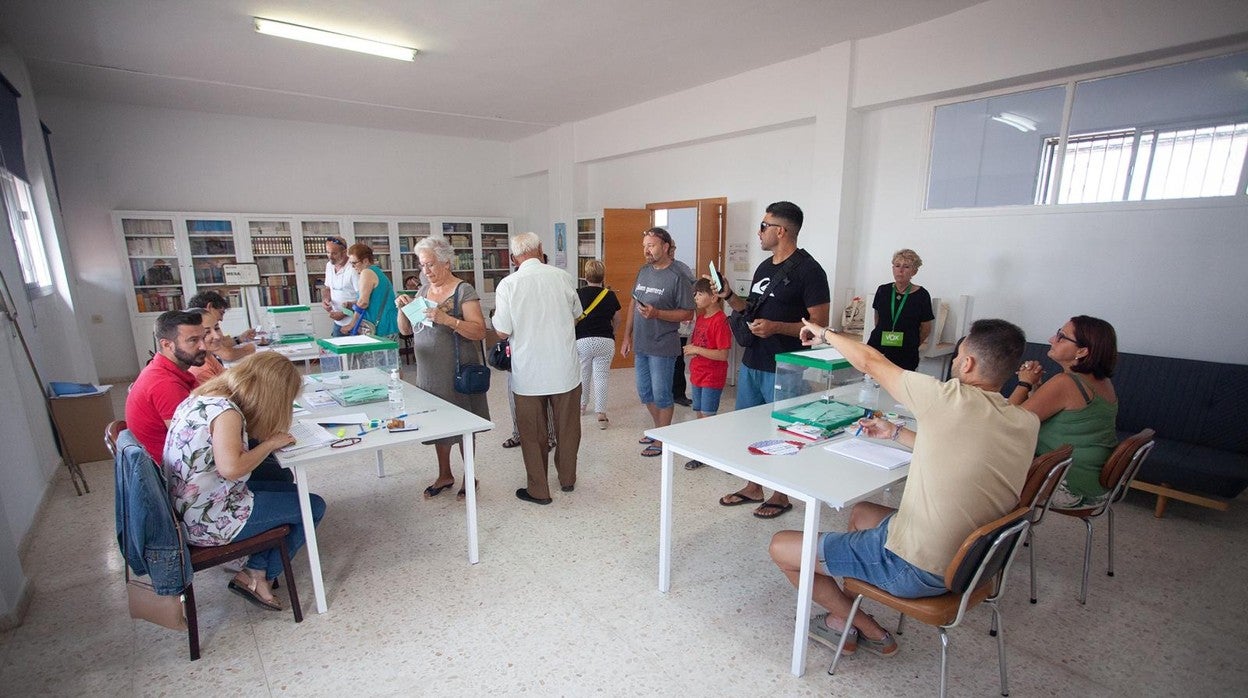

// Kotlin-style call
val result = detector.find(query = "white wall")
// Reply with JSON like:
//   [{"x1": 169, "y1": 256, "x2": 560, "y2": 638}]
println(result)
[
  {"x1": 585, "y1": 123, "x2": 818, "y2": 291},
  {"x1": 39, "y1": 98, "x2": 512, "y2": 379},
  {"x1": 516, "y1": 0, "x2": 1248, "y2": 365},
  {"x1": 0, "y1": 46, "x2": 94, "y2": 624},
  {"x1": 854, "y1": 101, "x2": 1248, "y2": 364},
  {"x1": 851, "y1": 0, "x2": 1248, "y2": 109}
]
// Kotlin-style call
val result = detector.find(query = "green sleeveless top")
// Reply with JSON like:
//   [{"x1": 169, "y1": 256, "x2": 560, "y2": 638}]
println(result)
[{"x1": 1034, "y1": 373, "x2": 1119, "y2": 498}]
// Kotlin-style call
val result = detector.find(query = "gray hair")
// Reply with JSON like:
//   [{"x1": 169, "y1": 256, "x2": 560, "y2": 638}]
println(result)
[
  {"x1": 414, "y1": 235, "x2": 454, "y2": 264},
  {"x1": 510, "y1": 232, "x2": 541, "y2": 256}
]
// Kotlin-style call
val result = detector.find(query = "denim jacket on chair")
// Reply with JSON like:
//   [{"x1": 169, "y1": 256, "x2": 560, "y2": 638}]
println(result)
[{"x1": 113, "y1": 429, "x2": 192, "y2": 596}]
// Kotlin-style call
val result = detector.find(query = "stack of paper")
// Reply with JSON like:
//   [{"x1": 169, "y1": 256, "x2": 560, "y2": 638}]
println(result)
[
  {"x1": 278, "y1": 421, "x2": 338, "y2": 455},
  {"x1": 823, "y1": 438, "x2": 912, "y2": 470}
]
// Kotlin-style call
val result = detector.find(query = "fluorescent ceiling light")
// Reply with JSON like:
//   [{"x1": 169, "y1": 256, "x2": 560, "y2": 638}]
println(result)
[
  {"x1": 990, "y1": 112, "x2": 1037, "y2": 132},
  {"x1": 254, "y1": 17, "x2": 417, "y2": 62}
]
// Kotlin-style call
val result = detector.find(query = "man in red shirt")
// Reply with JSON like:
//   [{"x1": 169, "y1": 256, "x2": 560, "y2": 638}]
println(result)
[{"x1": 125, "y1": 310, "x2": 207, "y2": 463}]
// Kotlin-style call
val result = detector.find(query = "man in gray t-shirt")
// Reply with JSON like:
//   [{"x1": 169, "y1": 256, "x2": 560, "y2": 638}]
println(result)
[{"x1": 620, "y1": 227, "x2": 696, "y2": 457}]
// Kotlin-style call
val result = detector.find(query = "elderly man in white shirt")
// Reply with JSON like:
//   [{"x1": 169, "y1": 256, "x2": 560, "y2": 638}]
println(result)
[
  {"x1": 321, "y1": 235, "x2": 360, "y2": 336},
  {"x1": 492, "y1": 232, "x2": 583, "y2": 505}
]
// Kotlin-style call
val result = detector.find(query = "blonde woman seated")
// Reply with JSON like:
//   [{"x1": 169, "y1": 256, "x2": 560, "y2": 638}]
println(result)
[
  {"x1": 1009, "y1": 315, "x2": 1119, "y2": 508},
  {"x1": 164, "y1": 352, "x2": 327, "y2": 611},
  {"x1": 395, "y1": 235, "x2": 490, "y2": 499}
]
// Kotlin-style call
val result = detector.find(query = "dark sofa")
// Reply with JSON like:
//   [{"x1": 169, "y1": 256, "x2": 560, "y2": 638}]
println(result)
[{"x1": 1005, "y1": 342, "x2": 1248, "y2": 516}]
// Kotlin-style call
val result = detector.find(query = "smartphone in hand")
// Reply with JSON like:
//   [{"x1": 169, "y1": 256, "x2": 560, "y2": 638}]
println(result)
[
  {"x1": 632, "y1": 290, "x2": 648, "y2": 307},
  {"x1": 708, "y1": 261, "x2": 724, "y2": 293}
]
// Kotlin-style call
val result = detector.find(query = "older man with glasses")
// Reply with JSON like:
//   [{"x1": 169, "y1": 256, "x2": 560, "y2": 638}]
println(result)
[
  {"x1": 620, "y1": 227, "x2": 697, "y2": 458},
  {"x1": 321, "y1": 235, "x2": 360, "y2": 337}
]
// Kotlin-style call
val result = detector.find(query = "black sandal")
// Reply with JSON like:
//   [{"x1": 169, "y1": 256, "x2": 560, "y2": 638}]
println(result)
[{"x1": 423, "y1": 481, "x2": 455, "y2": 498}]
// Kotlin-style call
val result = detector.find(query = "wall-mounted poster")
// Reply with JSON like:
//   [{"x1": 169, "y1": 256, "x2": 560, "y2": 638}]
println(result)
[
  {"x1": 554, "y1": 222, "x2": 566, "y2": 252},
  {"x1": 728, "y1": 242, "x2": 750, "y2": 273}
]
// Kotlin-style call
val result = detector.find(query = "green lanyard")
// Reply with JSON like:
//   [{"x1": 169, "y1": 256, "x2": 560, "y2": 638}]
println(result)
[{"x1": 889, "y1": 284, "x2": 912, "y2": 330}]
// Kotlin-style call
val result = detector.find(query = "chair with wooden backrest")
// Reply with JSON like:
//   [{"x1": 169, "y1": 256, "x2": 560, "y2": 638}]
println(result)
[
  {"x1": 1051, "y1": 428, "x2": 1155, "y2": 604},
  {"x1": 828, "y1": 508, "x2": 1032, "y2": 698},
  {"x1": 1018, "y1": 445, "x2": 1074, "y2": 604},
  {"x1": 106, "y1": 420, "x2": 303, "y2": 660}
]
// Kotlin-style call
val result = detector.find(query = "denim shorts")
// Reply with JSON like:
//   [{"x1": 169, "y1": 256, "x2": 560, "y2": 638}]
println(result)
[
  {"x1": 634, "y1": 352, "x2": 678, "y2": 408},
  {"x1": 691, "y1": 385, "x2": 722, "y2": 414},
  {"x1": 817, "y1": 514, "x2": 947, "y2": 598},
  {"x1": 735, "y1": 366, "x2": 775, "y2": 409}
]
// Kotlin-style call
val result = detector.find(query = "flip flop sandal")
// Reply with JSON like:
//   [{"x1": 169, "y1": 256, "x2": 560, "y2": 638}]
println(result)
[
  {"x1": 753, "y1": 501, "x2": 794, "y2": 519},
  {"x1": 423, "y1": 481, "x2": 454, "y2": 498},
  {"x1": 228, "y1": 575, "x2": 282, "y2": 612},
  {"x1": 638, "y1": 435, "x2": 656, "y2": 445},
  {"x1": 640, "y1": 444, "x2": 663, "y2": 457},
  {"x1": 457, "y1": 480, "x2": 480, "y2": 500},
  {"x1": 719, "y1": 491, "x2": 764, "y2": 506},
  {"x1": 501, "y1": 436, "x2": 521, "y2": 448}
]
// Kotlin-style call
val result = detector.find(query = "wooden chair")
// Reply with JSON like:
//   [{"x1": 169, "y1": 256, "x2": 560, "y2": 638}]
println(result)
[
  {"x1": 1051, "y1": 428, "x2": 1155, "y2": 604},
  {"x1": 828, "y1": 508, "x2": 1031, "y2": 698},
  {"x1": 106, "y1": 421, "x2": 303, "y2": 660},
  {"x1": 1018, "y1": 445, "x2": 1074, "y2": 604},
  {"x1": 399, "y1": 333, "x2": 414, "y2": 365}
]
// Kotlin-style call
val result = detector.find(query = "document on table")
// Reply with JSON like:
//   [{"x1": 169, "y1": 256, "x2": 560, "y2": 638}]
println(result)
[
  {"x1": 278, "y1": 421, "x2": 338, "y2": 455},
  {"x1": 823, "y1": 437, "x2": 912, "y2": 470}
]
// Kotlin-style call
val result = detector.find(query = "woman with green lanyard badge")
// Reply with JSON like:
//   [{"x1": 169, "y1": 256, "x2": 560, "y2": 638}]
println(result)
[{"x1": 866, "y1": 249, "x2": 934, "y2": 370}]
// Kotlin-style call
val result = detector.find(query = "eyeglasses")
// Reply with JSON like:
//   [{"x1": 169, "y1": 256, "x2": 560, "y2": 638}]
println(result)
[
  {"x1": 418, "y1": 261, "x2": 443, "y2": 270},
  {"x1": 330, "y1": 437, "x2": 362, "y2": 449},
  {"x1": 759, "y1": 221, "x2": 784, "y2": 233},
  {"x1": 326, "y1": 236, "x2": 347, "y2": 247},
  {"x1": 1055, "y1": 330, "x2": 1079, "y2": 345},
  {"x1": 642, "y1": 229, "x2": 673, "y2": 244}
]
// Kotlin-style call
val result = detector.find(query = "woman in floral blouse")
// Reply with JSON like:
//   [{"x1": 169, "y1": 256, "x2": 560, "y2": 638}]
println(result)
[{"x1": 164, "y1": 352, "x2": 327, "y2": 611}]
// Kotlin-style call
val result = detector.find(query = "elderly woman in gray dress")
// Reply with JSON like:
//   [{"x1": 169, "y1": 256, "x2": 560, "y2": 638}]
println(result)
[{"x1": 395, "y1": 235, "x2": 490, "y2": 499}]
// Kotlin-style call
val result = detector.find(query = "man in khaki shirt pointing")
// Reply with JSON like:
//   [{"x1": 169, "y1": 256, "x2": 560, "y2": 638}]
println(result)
[{"x1": 770, "y1": 318, "x2": 1038, "y2": 656}]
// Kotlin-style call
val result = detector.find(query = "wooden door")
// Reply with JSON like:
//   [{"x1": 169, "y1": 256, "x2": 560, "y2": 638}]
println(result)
[
  {"x1": 695, "y1": 199, "x2": 726, "y2": 277},
  {"x1": 602, "y1": 208, "x2": 652, "y2": 369}
]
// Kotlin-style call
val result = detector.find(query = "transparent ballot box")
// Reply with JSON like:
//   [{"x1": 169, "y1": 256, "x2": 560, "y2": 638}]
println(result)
[
  {"x1": 771, "y1": 347, "x2": 861, "y2": 431},
  {"x1": 262, "y1": 304, "x2": 314, "y2": 344},
  {"x1": 316, "y1": 335, "x2": 399, "y2": 374}
]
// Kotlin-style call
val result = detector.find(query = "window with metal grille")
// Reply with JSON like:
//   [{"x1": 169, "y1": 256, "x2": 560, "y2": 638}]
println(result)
[
  {"x1": 1037, "y1": 122, "x2": 1248, "y2": 204},
  {"x1": 926, "y1": 49, "x2": 1248, "y2": 210}
]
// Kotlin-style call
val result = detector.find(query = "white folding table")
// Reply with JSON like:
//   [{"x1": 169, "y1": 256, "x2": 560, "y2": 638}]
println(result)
[
  {"x1": 277, "y1": 368, "x2": 493, "y2": 613},
  {"x1": 646, "y1": 385, "x2": 913, "y2": 677}
]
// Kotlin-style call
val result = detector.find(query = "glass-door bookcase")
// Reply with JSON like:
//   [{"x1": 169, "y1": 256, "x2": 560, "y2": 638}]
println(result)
[{"x1": 246, "y1": 219, "x2": 297, "y2": 306}]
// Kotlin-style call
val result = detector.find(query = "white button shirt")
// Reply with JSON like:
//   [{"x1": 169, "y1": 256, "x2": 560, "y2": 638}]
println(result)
[{"x1": 492, "y1": 258, "x2": 582, "y2": 396}]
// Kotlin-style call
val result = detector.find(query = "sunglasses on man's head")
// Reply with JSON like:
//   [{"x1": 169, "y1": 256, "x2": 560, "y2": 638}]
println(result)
[{"x1": 327, "y1": 236, "x2": 347, "y2": 247}]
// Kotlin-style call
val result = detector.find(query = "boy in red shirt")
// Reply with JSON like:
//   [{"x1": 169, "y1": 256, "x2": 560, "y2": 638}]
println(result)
[{"x1": 682, "y1": 278, "x2": 732, "y2": 469}]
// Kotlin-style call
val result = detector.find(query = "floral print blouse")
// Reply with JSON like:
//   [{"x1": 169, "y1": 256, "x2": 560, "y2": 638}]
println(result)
[{"x1": 164, "y1": 395, "x2": 254, "y2": 546}]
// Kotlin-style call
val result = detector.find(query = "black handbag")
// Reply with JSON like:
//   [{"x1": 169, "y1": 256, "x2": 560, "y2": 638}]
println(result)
[
  {"x1": 488, "y1": 339, "x2": 511, "y2": 371},
  {"x1": 450, "y1": 283, "x2": 490, "y2": 394},
  {"x1": 728, "y1": 249, "x2": 810, "y2": 348}
]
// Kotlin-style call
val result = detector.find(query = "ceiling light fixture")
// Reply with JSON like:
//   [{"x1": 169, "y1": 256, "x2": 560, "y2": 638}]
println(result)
[
  {"x1": 990, "y1": 112, "x2": 1037, "y2": 132},
  {"x1": 254, "y1": 17, "x2": 417, "y2": 62}
]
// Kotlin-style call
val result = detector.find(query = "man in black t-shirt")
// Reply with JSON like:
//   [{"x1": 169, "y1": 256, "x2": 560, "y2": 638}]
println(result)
[{"x1": 714, "y1": 201, "x2": 830, "y2": 519}]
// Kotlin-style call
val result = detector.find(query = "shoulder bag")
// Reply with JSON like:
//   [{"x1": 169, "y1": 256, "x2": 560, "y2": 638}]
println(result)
[
  {"x1": 345, "y1": 306, "x2": 376, "y2": 336},
  {"x1": 119, "y1": 451, "x2": 188, "y2": 631},
  {"x1": 577, "y1": 287, "x2": 610, "y2": 323},
  {"x1": 727, "y1": 249, "x2": 809, "y2": 348},
  {"x1": 450, "y1": 283, "x2": 491, "y2": 394}
]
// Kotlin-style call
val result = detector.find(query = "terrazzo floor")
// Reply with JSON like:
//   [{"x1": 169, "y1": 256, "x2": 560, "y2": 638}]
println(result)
[{"x1": 2, "y1": 366, "x2": 1246, "y2": 696}]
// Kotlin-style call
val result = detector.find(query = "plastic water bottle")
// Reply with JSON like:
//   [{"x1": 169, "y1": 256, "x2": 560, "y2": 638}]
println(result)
[
  {"x1": 858, "y1": 373, "x2": 879, "y2": 408},
  {"x1": 388, "y1": 369, "x2": 405, "y2": 412}
]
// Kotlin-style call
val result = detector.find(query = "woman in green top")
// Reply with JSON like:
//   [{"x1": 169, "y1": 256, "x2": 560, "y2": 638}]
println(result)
[
  {"x1": 1009, "y1": 316, "x2": 1119, "y2": 508},
  {"x1": 346, "y1": 242, "x2": 399, "y2": 337}
]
